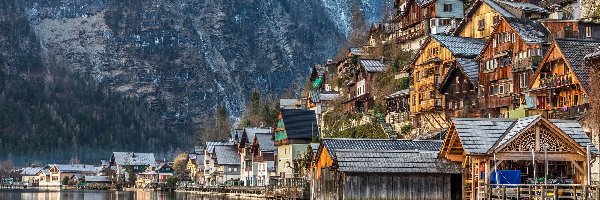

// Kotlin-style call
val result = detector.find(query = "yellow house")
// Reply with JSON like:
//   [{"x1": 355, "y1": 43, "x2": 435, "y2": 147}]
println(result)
[
  {"x1": 527, "y1": 39, "x2": 600, "y2": 119},
  {"x1": 186, "y1": 157, "x2": 197, "y2": 181},
  {"x1": 454, "y1": 0, "x2": 548, "y2": 39},
  {"x1": 409, "y1": 34, "x2": 485, "y2": 136}
]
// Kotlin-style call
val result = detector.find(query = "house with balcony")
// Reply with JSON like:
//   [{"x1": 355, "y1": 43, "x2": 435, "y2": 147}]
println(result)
[
  {"x1": 396, "y1": 0, "x2": 464, "y2": 50},
  {"x1": 238, "y1": 127, "x2": 271, "y2": 186},
  {"x1": 540, "y1": 20, "x2": 600, "y2": 40},
  {"x1": 342, "y1": 59, "x2": 385, "y2": 113},
  {"x1": 475, "y1": 17, "x2": 549, "y2": 118},
  {"x1": 438, "y1": 57, "x2": 480, "y2": 119},
  {"x1": 274, "y1": 109, "x2": 318, "y2": 182},
  {"x1": 527, "y1": 39, "x2": 600, "y2": 119},
  {"x1": 454, "y1": 0, "x2": 548, "y2": 39},
  {"x1": 136, "y1": 163, "x2": 174, "y2": 188},
  {"x1": 409, "y1": 34, "x2": 485, "y2": 138},
  {"x1": 251, "y1": 133, "x2": 276, "y2": 186}
]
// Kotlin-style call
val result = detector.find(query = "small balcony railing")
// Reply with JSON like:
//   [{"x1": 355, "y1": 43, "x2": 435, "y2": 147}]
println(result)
[
  {"x1": 539, "y1": 74, "x2": 573, "y2": 89},
  {"x1": 512, "y1": 56, "x2": 542, "y2": 72}
]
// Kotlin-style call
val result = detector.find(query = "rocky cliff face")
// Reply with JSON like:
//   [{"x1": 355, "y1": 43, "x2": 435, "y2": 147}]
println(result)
[{"x1": 0, "y1": 0, "x2": 388, "y2": 162}]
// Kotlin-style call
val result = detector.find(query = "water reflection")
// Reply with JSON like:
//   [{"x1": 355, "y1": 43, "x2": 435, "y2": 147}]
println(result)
[{"x1": 0, "y1": 189, "x2": 245, "y2": 200}]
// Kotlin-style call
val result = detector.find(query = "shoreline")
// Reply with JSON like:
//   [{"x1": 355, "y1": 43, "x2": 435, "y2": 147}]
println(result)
[{"x1": 175, "y1": 189, "x2": 267, "y2": 199}]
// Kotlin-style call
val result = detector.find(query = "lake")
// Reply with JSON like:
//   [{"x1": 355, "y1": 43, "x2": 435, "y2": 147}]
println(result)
[{"x1": 0, "y1": 189, "x2": 250, "y2": 200}]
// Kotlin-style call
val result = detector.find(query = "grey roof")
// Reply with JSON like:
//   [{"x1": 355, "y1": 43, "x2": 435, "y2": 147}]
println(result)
[
  {"x1": 310, "y1": 143, "x2": 320, "y2": 152},
  {"x1": 349, "y1": 47, "x2": 364, "y2": 55},
  {"x1": 359, "y1": 59, "x2": 385, "y2": 73},
  {"x1": 554, "y1": 39, "x2": 600, "y2": 92},
  {"x1": 214, "y1": 145, "x2": 240, "y2": 165},
  {"x1": 53, "y1": 164, "x2": 97, "y2": 173},
  {"x1": 21, "y1": 167, "x2": 44, "y2": 176},
  {"x1": 585, "y1": 48, "x2": 600, "y2": 60},
  {"x1": 452, "y1": 118, "x2": 518, "y2": 154},
  {"x1": 205, "y1": 141, "x2": 235, "y2": 153},
  {"x1": 452, "y1": 116, "x2": 598, "y2": 154},
  {"x1": 112, "y1": 152, "x2": 156, "y2": 166},
  {"x1": 551, "y1": 119, "x2": 599, "y2": 153},
  {"x1": 456, "y1": 58, "x2": 480, "y2": 85},
  {"x1": 495, "y1": 0, "x2": 548, "y2": 14},
  {"x1": 85, "y1": 176, "x2": 111, "y2": 182},
  {"x1": 255, "y1": 133, "x2": 275, "y2": 151},
  {"x1": 319, "y1": 92, "x2": 340, "y2": 101},
  {"x1": 280, "y1": 109, "x2": 318, "y2": 140},
  {"x1": 279, "y1": 99, "x2": 303, "y2": 109},
  {"x1": 504, "y1": 17, "x2": 549, "y2": 44},
  {"x1": 385, "y1": 89, "x2": 410, "y2": 99},
  {"x1": 322, "y1": 138, "x2": 442, "y2": 159},
  {"x1": 430, "y1": 34, "x2": 486, "y2": 58},
  {"x1": 243, "y1": 127, "x2": 271, "y2": 144},
  {"x1": 334, "y1": 150, "x2": 462, "y2": 174}
]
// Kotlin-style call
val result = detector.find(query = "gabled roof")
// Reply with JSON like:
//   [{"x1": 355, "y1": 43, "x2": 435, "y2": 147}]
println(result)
[
  {"x1": 213, "y1": 145, "x2": 240, "y2": 165},
  {"x1": 454, "y1": 0, "x2": 515, "y2": 35},
  {"x1": 504, "y1": 17, "x2": 549, "y2": 44},
  {"x1": 334, "y1": 150, "x2": 462, "y2": 174},
  {"x1": 349, "y1": 47, "x2": 364, "y2": 56},
  {"x1": 495, "y1": 0, "x2": 548, "y2": 14},
  {"x1": 84, "y1": 176, "x2": 111, "y2": 182},
  {"x1": 359, "y1": 59, "x2": 385, "y2": 73},
  {"x1": 279, "y1": 109, "x2": 318, "y2": 140},
  {"x1": 205, "y1": 141, "x2": 235, "y2": 153},
  {"x1": 450, "y1": 116, "x2": 598, "y2": 155},
  {"x1": 439, "y1": 58, "x2": 479, "y2": 93},
  {"x1": 552, "y1": 39, "x2": 600, "y2": 92},
  {"x1": 584, "y1": 47, "x2": 600, "y2": 60},
  {"x1": 321, "y1": 138, "x2": 442, "y2": 159},
  {"x1": 52, "y1": 164, "x2": 97, "y2": 173},
  {"x1": 112, "y1": 152, "x2": 156, "y2": 166},
  {"x1": 255, "y1": 133, "x2": 275, "y2": 151},
  {"x1": 430, "y1": 34, "x2": 486, "y2": 58},
  {"x1": 243, "y1": 127, "x2": 271, "y2": 144},
  {"x1": 385, "y1": 89, "x2": 410, "y2": 99}
]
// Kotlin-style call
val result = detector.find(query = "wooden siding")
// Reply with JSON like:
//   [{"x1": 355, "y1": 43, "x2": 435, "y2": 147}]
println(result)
[
  {"x1": 441, "y1": 69, "x2": 479, "y2": 118},
  {"x1": 478, "y1": 18, "x2": 544, "y2": 115},
  {"x1": 410, "y1": 39, "x2": 455, "y2": 114},
  {"x1": 314, "y1": 167, "x2": 459, "y2": 200},
  {"x1": 457, "y1": 2, "x2": 501, "y2": 38},
  {"x1": 530, "y1": 43, "x2": 587, "y2": 110},
  {"x1": 314, "y1": 147, "x2": 333, "y2": 179},
  {"x1": 541, "y1": 20, "x2": 600, "y2": 40}
]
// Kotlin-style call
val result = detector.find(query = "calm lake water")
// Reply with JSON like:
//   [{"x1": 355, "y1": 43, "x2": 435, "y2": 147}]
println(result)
[{"x1": 0, "y1": 189, "x2": 249, "y2": 200}]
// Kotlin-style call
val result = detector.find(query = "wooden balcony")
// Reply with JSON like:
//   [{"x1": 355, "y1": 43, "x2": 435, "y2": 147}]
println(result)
[
  {"x1": 545, "y1": 103, "x2": 589, "y2": 120},
  {"x1": 488, "y1": 184, "x2": 599, "y2": 199},
  {"x1": 512, "y1": 56, "x2": 542, "y2": 72},
  {"x1": 538, "y1": 74, "x2": 574, "y2": 89},
  {"x1": 398, "y1": 20, "x2": 427, "y2": 43}
]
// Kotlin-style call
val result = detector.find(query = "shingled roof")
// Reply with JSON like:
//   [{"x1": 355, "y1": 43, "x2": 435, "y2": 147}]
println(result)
[
  {"x1": 359, "y1": 59, "x2": 385, "y2": 73},
  {"x1": 334, "y1": 150, "x2": 462, "y2": 174},
  {"x1": 242, "y1": 127, "x2": 271, "y2": 145},
  {"x1": 454, "y1": 0, "x2": 515, "y2": 35},
  {"x1": 430, "y1": 34, "x2": 486, "y2": 58},
  {"x1": 205, "y1": 141, "x2": 235, "y2": 153},
  {"x1": 255, "y1": 133, "x2": 275, "y2": 151},
  {"x1": 553, "y1": 39, "x2": 600, "y2": 92},
  {"x1": 584, "y1": 47, "x2": 600, "y2": 60},
  {"x1": 495, "y1": 0, "x2": 548, "y2": 14},
  {"x1": 321, "y1": 138, "x2": 442, "y2": 159},
  {"x1": 279, "y1": 109, "x2": 318, "y2": 140},
  {"x1": 451, "y1": 116, "x2": 598, "y2": 154},
  {"x1": 504, "y1": 17, "x2": 549, "y2": 44},
  {"x1": 213, "y1": 145, "x2": 240, "y2": 165}
]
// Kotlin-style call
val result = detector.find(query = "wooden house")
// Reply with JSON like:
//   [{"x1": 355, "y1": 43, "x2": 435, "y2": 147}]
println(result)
[
  {"x1": 237, "y1": 127, "x2": 271, "y2": 186},
  {"x1": 342, "y1": 59, "x2": 385, "y2": 112},
  {"x1": 306, "y1": 63, "x2": 339, "y2": 116},
  {"x1": 396, "y1": 0, "x2": 464, "y2": 50},
  {"x1": 439, "y1": 116, "x2": 598, "y2": 199},
  {"x1": 385, "y1": 89, "x2": 412, "y2": 130},
  {"x1": 454, "y1": 0, "x2": 547, "y2": 39},
  {"x1": 251, "y1": 133, "x2": 276, "y2": 186},
  {"x1": 313, "y1": 138, "x2": 462, "y2": 200},
  {"x1": 527, "y1": 39, "x2": 600, "y2": 119},
  {"x1": 438, "y1": 57, "x2": 480, "y2": 118},
  {"x1": 274, "y1": 109, "x2": 318, "y2": 180},
  {"x1": 476, "y1": 17, "x2": 549, "y2": 118},
  {"x1": 540, "y1": 20, "x2": 600, "y2": 40},
  {"x1": 410, "y1": 34, "x2": 485, "y2": 136}
]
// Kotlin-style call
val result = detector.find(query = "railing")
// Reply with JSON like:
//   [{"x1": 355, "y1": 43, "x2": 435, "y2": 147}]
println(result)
[
  {"x1": 512, "y1": 56, "x2": 542, "y2": 72},
  {"x1": 488, "y1": 184, "x2": 599, "y2": 199},
  {"x1": 398, "y1": 20, "x2": 427, "y2": 43},
  {"x1": 547, "y1": 103, "x2": 589, "y2": 120},
  {"x1": 539, "y1": 74, "x2": 573, "y2": 89}
]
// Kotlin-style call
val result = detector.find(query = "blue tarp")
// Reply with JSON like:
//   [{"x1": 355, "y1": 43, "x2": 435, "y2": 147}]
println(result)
[{"x1": 490, "y1": 170, "x2": 522, "y2": 185}]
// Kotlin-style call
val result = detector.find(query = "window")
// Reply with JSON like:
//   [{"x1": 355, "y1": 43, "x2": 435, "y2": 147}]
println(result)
[
  {"x1": 493, "y1": 15, "x2": 499, "y2": 25},
  {"x1": 439, "y1": 19, "x2": 452, "y2": 26},
  {"x1": 443, "y1": 4, "x2": 452, "y2": 12},
  {"x1": 586, "y1": 26, "x2": 592, "y2": 38},
  {"x1": 519, "y1": 73, "x2": 527, "y2": 88},
  {"x1": 499, "y1": 84, "x2": 504, "y2": 94},
  {"x1": 478, "y1": 19, "x2": 485, "y2": 31}
]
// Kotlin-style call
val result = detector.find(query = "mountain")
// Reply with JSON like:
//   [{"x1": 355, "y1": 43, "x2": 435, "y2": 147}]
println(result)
[{"x1": 0, "y1": 0, "x2": 389, "y2": 164}]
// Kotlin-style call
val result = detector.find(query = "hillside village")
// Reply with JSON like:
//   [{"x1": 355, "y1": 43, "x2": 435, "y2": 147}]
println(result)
[{"x1": 2, "y1": 0, "x2": 600, "y2": 199}]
